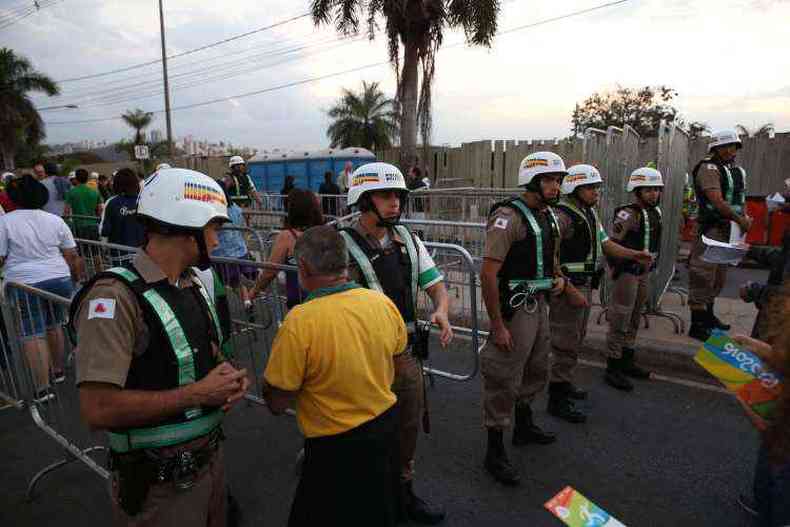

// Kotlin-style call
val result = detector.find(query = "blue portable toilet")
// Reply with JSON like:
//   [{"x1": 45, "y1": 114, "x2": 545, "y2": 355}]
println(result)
[{"x1": 247, "y1": 147, "x2": 376, "y2": 193}]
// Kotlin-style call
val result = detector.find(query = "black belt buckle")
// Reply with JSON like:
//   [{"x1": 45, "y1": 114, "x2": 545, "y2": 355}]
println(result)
[{"x1": 173, "y1": 451, "x2": 198, "y2": 491}]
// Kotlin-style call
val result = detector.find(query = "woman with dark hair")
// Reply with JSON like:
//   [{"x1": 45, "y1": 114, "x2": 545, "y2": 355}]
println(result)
[
  {"x1": 99, "y1": 168, "x2": 145, "y2": 264},
  {"x1": 247, "y1": 188, "x2": 323, "y2": 309},
  {"x1": 0, "y1": 175, "x2": 82, "y2": 402}
]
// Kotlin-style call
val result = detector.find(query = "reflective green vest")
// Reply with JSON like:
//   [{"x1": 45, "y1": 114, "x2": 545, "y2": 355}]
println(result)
[{"x1": 101, "y1": 267, "x2": 225, "y2": 453}]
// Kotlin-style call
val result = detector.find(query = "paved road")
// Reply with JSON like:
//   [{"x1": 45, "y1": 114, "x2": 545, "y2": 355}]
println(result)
[
  {"x1": 1, "y1": 360, "x2": 761, "y2": 527},
  {"x1": 672, "y1": 263, "x2": 768, "y2": 299}
]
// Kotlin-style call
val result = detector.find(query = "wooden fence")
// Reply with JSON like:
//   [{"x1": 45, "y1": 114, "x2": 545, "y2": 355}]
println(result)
[{"x1": 378, "y1": 132, "x2": 790, "y2": 196}]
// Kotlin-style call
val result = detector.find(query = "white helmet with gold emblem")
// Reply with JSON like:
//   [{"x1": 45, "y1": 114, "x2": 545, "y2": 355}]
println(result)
[{"x1": 346, "y1": 162, "x2": 408, "y2": 207}]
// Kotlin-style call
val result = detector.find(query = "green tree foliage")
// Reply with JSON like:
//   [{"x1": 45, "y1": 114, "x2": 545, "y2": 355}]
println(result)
[
  {"x1": 327, "y1": 81, "x2": 398, "y2": 150},
  {"x1": 0, "y1": 48, "x2": 59, "y2": 169},
  {"x1": 571, "y1": 85, "x2": 679, "y2": 138},
  {"x1": 121, "y1": 108, "x2": 154, "y2": 145},
  {"x1": 312, "y1": 0, "x2": 501, "y2": 168}
]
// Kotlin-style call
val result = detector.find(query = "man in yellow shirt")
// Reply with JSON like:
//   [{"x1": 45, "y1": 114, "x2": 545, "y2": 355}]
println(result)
[{"x1": 262, "y1": 225, "x2": 406, "y2": 527}]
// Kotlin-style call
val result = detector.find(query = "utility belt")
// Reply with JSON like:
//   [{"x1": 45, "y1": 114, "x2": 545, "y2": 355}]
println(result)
[
  {"x1": 612, "y1": 256, "x2": 658, "y2": 280},
  {"x1": 501, "y1": 278, "x2": 552, "y2": 320},
  {"x1": 561, "y1": 265, "x2": 605, "y2": 290},
  {"x1": 407, "y1": 320, "x2": 431, "y2": 361},
  {"x1": 109, "y1": 427, "x2": 222, "y2": 517}
]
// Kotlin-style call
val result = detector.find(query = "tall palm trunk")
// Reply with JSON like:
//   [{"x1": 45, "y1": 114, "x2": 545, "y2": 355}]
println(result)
[{"x1": 399, "y1": 39, "x2": 420, "y2": 170}]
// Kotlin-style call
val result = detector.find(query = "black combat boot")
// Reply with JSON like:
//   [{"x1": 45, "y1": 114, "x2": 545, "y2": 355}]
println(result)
[
  {"x1": 546, "y1": 384, "x2": 587, "y2": 424},
  {"x1": 400, "y1": 481, "x2": 446, "y2": 525},
  {"x1": 707, "y1": 301, "x2": 731, "y2": 331},
  {"x1": 513, "y1": 404, "x2": 559, "y2": 443},
  {"x1": 484, "y1": 428, "x2": 521, "y2": 486},
  {"x1": 604, "y1": 358, "x2": 634, "y2": 392},
  {"x1": 688, "y1": 309, "x2": 712, "y2": 342},
  {"x1": 621, "y1": 348, "x2": 651, "y2": 379}
]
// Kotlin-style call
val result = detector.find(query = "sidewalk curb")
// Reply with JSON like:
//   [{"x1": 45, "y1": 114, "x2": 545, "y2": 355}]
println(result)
[{"x1": 581, "y1": 333, "x2": 712, "y2": 384}]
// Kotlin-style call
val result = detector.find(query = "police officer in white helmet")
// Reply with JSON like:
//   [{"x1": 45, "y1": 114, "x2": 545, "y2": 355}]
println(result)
[
  {"x1": 71, "y1": 168, "x2": 250, "y2": 525},
  {"x1": 688, "y1": 129, "x2": 751, "y2": 340},
  {"x1": 603, "y1": 167, "x2": 664, "y2": 391},
  {"x1": 548, "y1": 164, "x2": 654, "y2": 413},
  {"x1": 479, "y1": 151, "x2": 569, "y2": 487},
  {"x1": 340, "y1": 162, "x2": 452, "y2": 524},
  {"x1": 225, "y1": 155, "x2": 261, "y2": 207}
]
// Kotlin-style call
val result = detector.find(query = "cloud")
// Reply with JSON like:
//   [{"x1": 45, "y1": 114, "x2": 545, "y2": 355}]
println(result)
[{"x1": 7, "y1": 0, "x2": 789, "y2": 151}]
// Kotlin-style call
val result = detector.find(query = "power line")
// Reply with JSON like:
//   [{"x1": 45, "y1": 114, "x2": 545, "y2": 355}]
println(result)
[
  {"x1": 45, "y1": 0, "x2": 633, "y2": 126},
  {"x1": 55, "y1": 11, "x2": 311, "y2": 83},
  {"x1": 51, "y1": 35, "x2": 367, "y2": 109},
  {"x1": 0, "y1": 0, "x2": 59, "y2": 30}
]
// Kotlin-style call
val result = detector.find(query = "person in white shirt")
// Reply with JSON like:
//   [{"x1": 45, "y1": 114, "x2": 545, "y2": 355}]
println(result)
[
  {"x1": 0, "y1": 175, "x2": 83, "y2": 402},
  {"x1": 40, "y1": 162, "x2": 69, "y2": 217}
]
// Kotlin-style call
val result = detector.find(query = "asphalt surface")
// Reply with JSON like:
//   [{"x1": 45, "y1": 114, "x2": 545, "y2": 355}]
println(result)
[
  {"x1": 1, "y1": 357, "x2": 762, "y2": 527},
  {"x1": 672, "y1": 262, "x2": 768, "y2": 299}
]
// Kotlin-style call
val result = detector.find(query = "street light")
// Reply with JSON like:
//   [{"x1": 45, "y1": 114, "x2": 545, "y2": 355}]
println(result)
[{"x1": 36, "y1": 104, "x2": 79, "y2": 111}]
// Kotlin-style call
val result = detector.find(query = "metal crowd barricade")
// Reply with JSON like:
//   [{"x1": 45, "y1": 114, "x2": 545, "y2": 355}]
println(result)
[
  {"x1": 75, "y1": 239, "x2": 139, "y2": 278},
  {"x1": 2, "y1": 281, "x2": 109, "y2": 499},
  {"x1": 417, "y1": 242, "x2": 481, "y2": 382},
  {"x1": 0, "y1": 296, "x2": 24, "y2": 410},
  {"x1": 63, "y1": 214, "x2": 102, "y2": 240},
  {"x1": 219, "y1": 224, "x2": 268, "y2": 261},
  {"x1": 242, "y1": 209, "x2": 287, "y2": 231},
  {"x1": 402, "y1": 218, "x2": 486, "y2": 263}
]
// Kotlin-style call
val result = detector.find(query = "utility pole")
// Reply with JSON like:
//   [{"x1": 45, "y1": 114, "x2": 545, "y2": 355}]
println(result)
[{"x1": 158, "y1": 0, "x2": 173, "y2": 157}]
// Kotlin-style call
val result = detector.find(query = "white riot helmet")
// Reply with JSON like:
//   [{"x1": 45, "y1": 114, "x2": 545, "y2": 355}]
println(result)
[
  {"x1": 228, "y1": 156, "x2": 245, "y2": 168},
  {"x1": 626, "y1": 167, "x2": 664, "y2": 192},
  {"x1": 518, "y1": 151, "x2": 566, "y2": 204},
  {"x1": 1, "y1": 172, "x2": 14, "y2": 184},
  {"x1": 562, "y1": 164, "x2": 603, "y2": 195},
  {"x1": 707, "y1": 129, "x2": 742, "y2": 153},
  {"x1": 89, "y1": 171, "x2": 99, "y2": 180},
  {"x1": 137, "y1": 168, "x2": 230, "y2": 269},
  {"x1": 346, "y1": 162, "x2": 408, "y2": 208},
  {"x1": 156, "y1": 163, "x2": 172, "y2": 171}
]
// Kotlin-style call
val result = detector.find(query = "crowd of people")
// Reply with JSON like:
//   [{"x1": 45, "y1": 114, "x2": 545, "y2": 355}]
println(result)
[{"x1": 0, "y1": 128, "x2": 788, "y2": 527}]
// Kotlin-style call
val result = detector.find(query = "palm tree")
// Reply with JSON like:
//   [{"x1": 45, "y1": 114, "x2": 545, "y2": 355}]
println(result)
[
  {"x1": 121, "y1": 108, "x2": 154, "y2": 144},
  {"x1": 0, "y1": 48, "x2": 59, "y2": 170},
  {"x1": 735, "y1": 123, "x2": 774, "y2": 138},
  {"x1": 327, "y1": 81, "x2": 398, "y2": 150},
  {"x1": 312, "y1": 0, "x2": 501, "y2": 168}
]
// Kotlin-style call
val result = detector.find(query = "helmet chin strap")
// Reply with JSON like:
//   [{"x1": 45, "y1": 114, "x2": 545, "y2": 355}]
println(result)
[
  {"x1": 193, "y1": 231, "x2": 212, "y2": 271},
  {"x1": 636, "y1": 190, "x2": 659, "y2": 210},
  {"x1": 373, "y1": 206, "x2": 401, "y2": 228}
]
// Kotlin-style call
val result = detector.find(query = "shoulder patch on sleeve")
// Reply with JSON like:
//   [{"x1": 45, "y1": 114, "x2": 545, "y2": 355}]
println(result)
[
  {"x1": 706, "y1": 163, "x2": 717, "y2": 170},
  {"x1": 617, "y1": 210, "x2": 631, "y2": 221},
  {"x1": 88, "y1": 298, "x2": 116, "y2": 320},
  {"x1": 494, "y1": 217, "x2": 509, "y2": 230}
]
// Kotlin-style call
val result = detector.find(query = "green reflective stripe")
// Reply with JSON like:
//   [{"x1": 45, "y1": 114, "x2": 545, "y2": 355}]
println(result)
[
  {"x1": 508, "y1": 278, "x2": 554, "y2": 292},
  {"x1": 140, "y1": 289, "x2": 202, "y2": 420},
  {"x1": 192, "y1": 275, "x2": 223, "y2": 348},
  {"x1": 108, "y1": 410, "x2": 223, "y2": 453},
  {"x1": 642, "y1": 206, "x2": 663, "y2": 255},
  {"x1": 106, "y1": 267, "x2": 139, "y2": 283},
  {"x1": 511, "y1": 200, "x2": 546, "y2": 279},
  {"x1": 340, "y1": 231, "x2": 383, "y2": 293},
  {"x1": 394, "y1": 225, "x2": 419, "y2": 303},
  {"x1": 559, "y1": 198, "x2": 600, "y2": 269}
]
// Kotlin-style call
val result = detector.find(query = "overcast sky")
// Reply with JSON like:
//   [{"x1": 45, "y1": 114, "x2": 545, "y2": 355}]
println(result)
[{"x1": 6, "y1": 0, "x2": 790, "y2": 151}]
